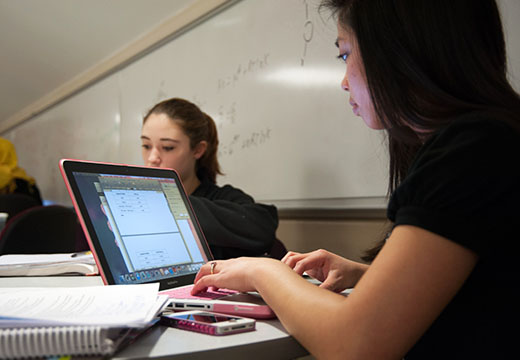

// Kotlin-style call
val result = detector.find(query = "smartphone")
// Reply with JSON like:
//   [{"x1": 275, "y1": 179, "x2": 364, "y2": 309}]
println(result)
[{"x1": 160, "y1": 311, "x2": 256, "y2": 336}]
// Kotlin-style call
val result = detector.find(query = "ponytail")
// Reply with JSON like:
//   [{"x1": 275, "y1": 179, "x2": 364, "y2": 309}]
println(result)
[{"x1": 196, "y1": 112, "x2": 222, "y2": 183}]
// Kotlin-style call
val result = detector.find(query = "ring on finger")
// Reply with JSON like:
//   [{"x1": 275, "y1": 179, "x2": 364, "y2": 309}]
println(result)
[{"x1": 210, "y1": 261, "x2": 217, "y2": 275}]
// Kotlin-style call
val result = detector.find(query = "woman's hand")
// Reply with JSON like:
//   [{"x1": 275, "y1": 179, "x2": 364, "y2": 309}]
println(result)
[
  {"x1": 282, "y1": 249, "x2": 368, "y2": 292},
  {"x1": 191, "y1": 257, "x2": 283, "y2": 295}
]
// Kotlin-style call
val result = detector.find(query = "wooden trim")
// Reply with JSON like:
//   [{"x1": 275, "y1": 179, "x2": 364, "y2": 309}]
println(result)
[{"x1": 0, "y1": 0, "x2": 237, "y2": 133}]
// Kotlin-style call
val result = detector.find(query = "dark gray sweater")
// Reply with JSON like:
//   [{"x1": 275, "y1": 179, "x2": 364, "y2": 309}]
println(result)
[{"x1": 190, "y1": 179, "x2": 278, "y2": 259}]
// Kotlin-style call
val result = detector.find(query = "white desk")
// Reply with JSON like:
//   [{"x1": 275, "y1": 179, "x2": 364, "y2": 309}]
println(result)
[{"x1": 0, "y1": 276, "x2": 308, "y2": 360}]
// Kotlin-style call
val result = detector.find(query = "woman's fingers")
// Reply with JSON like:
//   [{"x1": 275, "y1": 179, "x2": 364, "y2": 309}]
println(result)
[
  {"x1": 191, "y1": 274, "x2": 220, "y2": 294},
  {"x1": 193, "y1": 261, "x2": 215, "y2": 283},
  {"x1": 281, "y1": 251, "x2": 302, "y2": 265}
]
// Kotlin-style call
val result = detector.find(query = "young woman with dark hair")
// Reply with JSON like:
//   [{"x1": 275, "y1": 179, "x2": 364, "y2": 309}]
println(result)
[
  {"x1": 191, "y1": 0, "x2": 520, "y2": 358},
  {"x1": 141, "y1": 97, "x2": 278, "y2": 260}
]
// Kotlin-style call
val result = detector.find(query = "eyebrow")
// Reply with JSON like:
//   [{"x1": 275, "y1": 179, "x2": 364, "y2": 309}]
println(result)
[
  {"x1": 140, "y1": 135, "x2": 180, "y2": 143},
  {"x1": 335, "y1": 39, "x2": 339, "y2": 48}
]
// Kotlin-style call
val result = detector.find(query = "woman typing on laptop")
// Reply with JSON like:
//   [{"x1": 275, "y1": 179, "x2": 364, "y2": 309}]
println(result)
[
  {"x1": 192, "y1": 0, "x2": 520, "y2": 358},
  {"x1": 140, "y1": 97, "x2": 279, "y2": 260}
]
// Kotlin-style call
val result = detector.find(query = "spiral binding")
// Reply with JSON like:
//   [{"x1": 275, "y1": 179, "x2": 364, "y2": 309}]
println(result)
[{"x1": 0, "y1": 326, "x2": 114, "y2": 359}]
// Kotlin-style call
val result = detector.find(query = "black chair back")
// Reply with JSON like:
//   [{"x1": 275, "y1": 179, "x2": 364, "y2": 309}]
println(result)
[
  {"x1": 0, "y1": 205, "x2": 89, "y2": 255},
  {"x1": 0, "y1": 193, "x2": 41, "y2": 220}
]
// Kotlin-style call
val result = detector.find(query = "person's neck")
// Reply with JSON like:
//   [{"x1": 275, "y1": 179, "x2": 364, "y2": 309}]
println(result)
[{"x1": 183, "y1": 175, "x2": 201, "y2": 195}]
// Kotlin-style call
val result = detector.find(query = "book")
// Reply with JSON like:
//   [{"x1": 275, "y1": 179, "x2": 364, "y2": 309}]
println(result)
[
  {"x1": 0, "y1": 283, "x2": 169, "y2": 358},
  {"x1": 0, "y1": 252, "x2": 98, "y2": 276}
]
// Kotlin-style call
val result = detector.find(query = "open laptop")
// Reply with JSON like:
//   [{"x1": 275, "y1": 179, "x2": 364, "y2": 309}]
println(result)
[{"x1": 59, "y1": 159, "x2": 275, "y2": 319}]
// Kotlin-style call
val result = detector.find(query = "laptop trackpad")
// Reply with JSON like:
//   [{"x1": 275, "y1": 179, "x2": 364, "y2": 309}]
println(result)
[{"x1": 222, "y1": 292, "x2": 267, "y2": 305}]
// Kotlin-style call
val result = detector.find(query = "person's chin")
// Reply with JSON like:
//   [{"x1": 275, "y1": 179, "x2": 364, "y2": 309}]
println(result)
[{"x1": 363, "y1": 117, "x2": 380, "y2": 130}]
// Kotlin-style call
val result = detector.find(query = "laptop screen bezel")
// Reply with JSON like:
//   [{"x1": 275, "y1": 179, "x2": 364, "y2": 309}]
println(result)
[{"x1": 60, "y1": 159, "x2": 213, "y2": 289}]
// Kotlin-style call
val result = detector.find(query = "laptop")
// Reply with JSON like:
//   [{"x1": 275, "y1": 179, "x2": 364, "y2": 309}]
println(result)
[{"x1": 59, "y1": 159, "x2": 275, "y2": 319}]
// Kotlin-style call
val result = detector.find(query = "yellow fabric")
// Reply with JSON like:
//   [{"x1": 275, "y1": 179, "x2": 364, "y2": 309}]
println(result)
[{"x1": 0, "y1": 138, "x2": 35, "y2": 193}]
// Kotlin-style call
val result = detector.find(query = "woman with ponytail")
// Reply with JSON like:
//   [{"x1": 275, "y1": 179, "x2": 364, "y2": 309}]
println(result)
[{"x1": 141, "y1": 97, "x2": 278, "y2": 259}]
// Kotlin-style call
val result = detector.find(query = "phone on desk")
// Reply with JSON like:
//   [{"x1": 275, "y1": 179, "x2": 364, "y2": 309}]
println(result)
[{"x1": 160, "y1": 311, "x2": 256, "y2": 336}]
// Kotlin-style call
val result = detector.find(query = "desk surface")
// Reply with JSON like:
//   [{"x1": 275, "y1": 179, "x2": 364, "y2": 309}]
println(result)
[{"x1": 0, "y1": 276, "x2": 308, "y2": 360}]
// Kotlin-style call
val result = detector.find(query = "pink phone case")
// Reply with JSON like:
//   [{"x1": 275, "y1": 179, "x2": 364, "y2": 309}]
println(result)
[{"x1": 160, "y1": 314, "x2": 255, "y2": 336}]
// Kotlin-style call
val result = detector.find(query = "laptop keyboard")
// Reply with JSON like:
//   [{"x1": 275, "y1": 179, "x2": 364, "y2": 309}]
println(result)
[{"x1": 162, "y1": 285, "x2": 238, "y2": 300}]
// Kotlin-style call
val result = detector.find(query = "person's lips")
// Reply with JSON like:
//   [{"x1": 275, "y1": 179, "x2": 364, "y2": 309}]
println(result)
[{"x1": 349, "y1": 100, "x2": 359, "y2": 116}]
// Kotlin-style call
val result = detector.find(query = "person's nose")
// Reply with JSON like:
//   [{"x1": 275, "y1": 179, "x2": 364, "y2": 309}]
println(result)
[
  {"x1": 341, "y1": 72, "x2": 349, "y2": 91},
  {"x1": 147, "y1": 148, "x2": 161, "y2": 166}
]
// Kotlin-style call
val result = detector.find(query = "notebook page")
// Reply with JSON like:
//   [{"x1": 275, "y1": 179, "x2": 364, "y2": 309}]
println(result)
[{"x1": 0, "y1": 283, "x2": 167, "y2": 328}]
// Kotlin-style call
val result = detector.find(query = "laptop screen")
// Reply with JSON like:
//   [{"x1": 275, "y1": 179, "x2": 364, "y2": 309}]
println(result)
[{"x1": 60, "y1": 160, "x2": 211, "y2": 288}]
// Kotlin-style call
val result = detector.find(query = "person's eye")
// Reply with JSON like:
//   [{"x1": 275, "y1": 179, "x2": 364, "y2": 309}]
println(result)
[
  {"x1": 337, "y1": 53, "x2": 349, "y2": 62},
  {"x1": 163, "y1": 146, "x2": 174, "y2": 152},
  {"x1": 141, "y1": 144, "x2": 150, "y2": 150}
]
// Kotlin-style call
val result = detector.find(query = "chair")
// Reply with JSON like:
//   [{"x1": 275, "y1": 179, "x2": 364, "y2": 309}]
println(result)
[
  {"x1": 0, "y1": 193, "x2": 41, "y2": 220},
  {"x1": 0, "y1": 205, "x2": 89, "y2": 255},
  {"x1": 266, "y1": 238, "x2": 288, "y2": 260}
]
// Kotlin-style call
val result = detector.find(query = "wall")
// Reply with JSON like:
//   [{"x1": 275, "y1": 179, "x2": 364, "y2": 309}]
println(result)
[
  {"x1": 2, "y1": 0, "x2": 389, "y2": 209},
  {"x1": 278, "y1": 217, "x2": 389, "y2": 263},
  {"x1": 2, "y1": 0, "x2": 519, "y2": 258}
]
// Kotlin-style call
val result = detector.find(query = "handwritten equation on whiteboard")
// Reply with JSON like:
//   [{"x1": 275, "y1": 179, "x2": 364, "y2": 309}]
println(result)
[
  {"x1": 218, "y1": 127, "x2": 272, "y2": 157},
  {"x1": 213, "y1": 51, "x2": 274, "y2": 158},
  {"x1": 301, "y1": 0, "x2": 314, "y2": 66},
  {"x1": 217, "y1": 53, "x2": 270, "y2": 91},
  {"x1": 214, "y1": 100, "x2": 272, "y2": 158}
]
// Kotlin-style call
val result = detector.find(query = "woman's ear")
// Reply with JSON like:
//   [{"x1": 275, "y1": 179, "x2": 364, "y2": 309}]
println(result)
[{"x1": 193, "y1": 141, "x2": 208, "y2": 160}]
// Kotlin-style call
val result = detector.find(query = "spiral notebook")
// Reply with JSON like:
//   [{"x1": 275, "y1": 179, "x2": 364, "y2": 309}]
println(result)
[
  {"x1": 0, "y1": 326, "x2": 135, "y2": 358},
  {"x1": 0, "y1": 283, "x2": 167, "y2": 358}
]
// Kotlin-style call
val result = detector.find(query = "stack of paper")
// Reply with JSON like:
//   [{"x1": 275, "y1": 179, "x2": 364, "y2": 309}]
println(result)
[
  {"x1": 0, "y1": 283, "x2": 169, "y2": 358},
  {"x1": 0, "y1": 252, "x2": 98, "y2": 276},
  {"x1": 0, "y1": 283, "x2": 168, "y2": 328}
]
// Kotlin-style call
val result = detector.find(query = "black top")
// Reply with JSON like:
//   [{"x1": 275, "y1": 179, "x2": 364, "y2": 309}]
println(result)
[
  {"x1": 387, "y1": 113, "x2": 520, "y2": 359},
  {"x1": 14, "y1": 178, "x2": 42, "y2": 205},
  {"x1": 190, "y1": 179, "x2": 278, "y2": 260}
]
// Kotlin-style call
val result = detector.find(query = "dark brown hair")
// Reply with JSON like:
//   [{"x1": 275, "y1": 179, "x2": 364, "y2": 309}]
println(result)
[
  {"x1": 321, "y1": 0, "x2": 520, "y2": 261},
  {"x1": 143, "y1": 98, "x2": 223, "y2": 183}
]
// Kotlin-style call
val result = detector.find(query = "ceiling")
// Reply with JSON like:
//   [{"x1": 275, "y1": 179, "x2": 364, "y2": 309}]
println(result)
[{"x1": 0, "y1": 0, "x2": 196, "y2": 132}]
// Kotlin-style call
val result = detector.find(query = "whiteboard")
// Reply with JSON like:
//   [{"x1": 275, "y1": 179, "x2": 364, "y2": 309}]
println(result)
[
  {"x1": 5, "y1": 76, "x2": 121, "y2": 206},
  {"x1": 3, "y1": 0, "x2": 519, "y2": 210}
]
